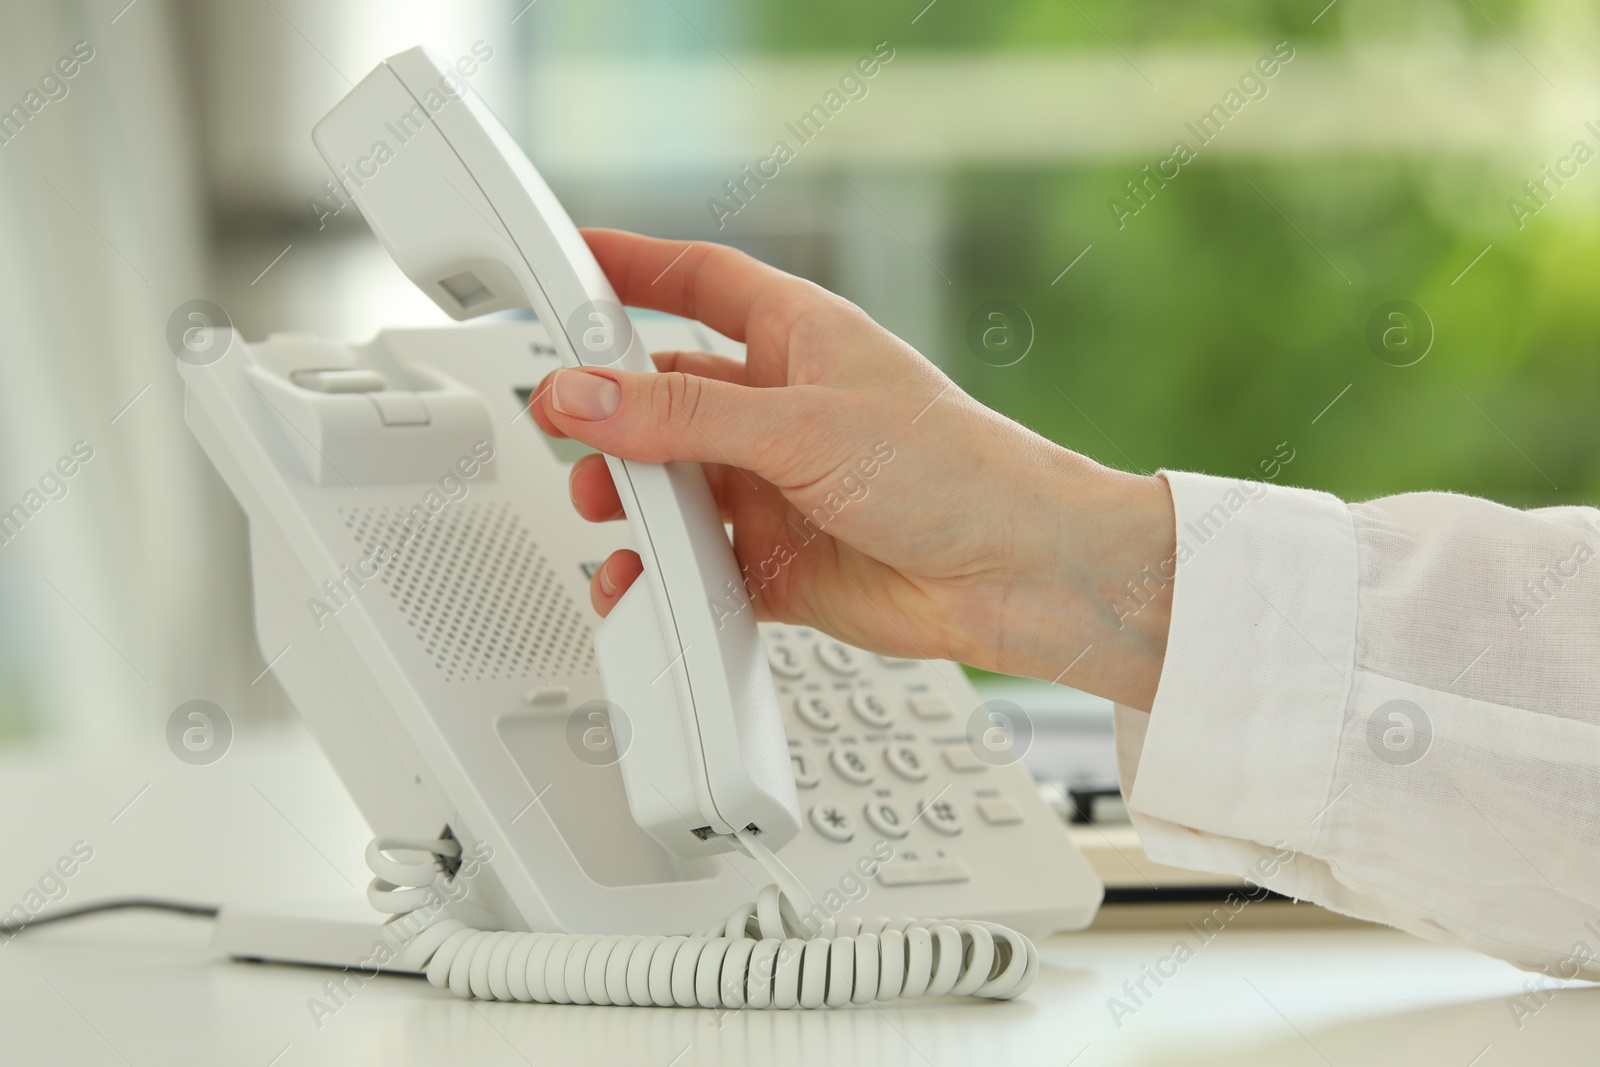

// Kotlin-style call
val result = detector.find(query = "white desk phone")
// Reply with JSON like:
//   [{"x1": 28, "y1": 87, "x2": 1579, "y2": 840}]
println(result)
[{"x1": 183, "y1": 46, "x2": 1102, "y2": 1009}]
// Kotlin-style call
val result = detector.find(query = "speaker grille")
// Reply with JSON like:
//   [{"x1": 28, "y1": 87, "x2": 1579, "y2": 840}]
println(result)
[{"x1": 341, "y1": 500, "x2": 594, "y2": 683}]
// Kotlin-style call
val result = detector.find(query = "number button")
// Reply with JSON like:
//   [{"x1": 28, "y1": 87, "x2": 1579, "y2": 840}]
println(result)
[
  {"x1": 849, "y1": 692, "x2": 895, "y2": 729},
  {"x1": 884, "y1": 742, "x2": 931, "y2": 782},
  {"x1": 794, "y1": 695, "x2": 840, "y2": 732},
  {"x1": 829, "y1": 746, "x2": 875, "y2": 785},
  {"x1": 863, "y1": 799, "x2": 911, "y2": 839},
  {"x1": 791, "y1": 752, "x2": 821, "y2": 789},
  {"x1": 918, "y1": 797, "x2": 965, "y2": 836},
  {"x1": 767, "y1": 643, "x2": 806, "y2": 680},
  {"x1": 814, "y1": 640, "x2": 861, "y2": 676},
  {"x1": 808, "y1": 803, "x2": 856, "y2": 843}
]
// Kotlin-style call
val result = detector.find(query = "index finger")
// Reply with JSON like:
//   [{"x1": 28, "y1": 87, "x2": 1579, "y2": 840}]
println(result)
[{"x1": 581, "y1": 228, "x2": 809, "y2": 343}]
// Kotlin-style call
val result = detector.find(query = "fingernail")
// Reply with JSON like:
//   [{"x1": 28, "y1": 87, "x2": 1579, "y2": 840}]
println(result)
[
  {"x1": 598, "y1": 557, "x2": 618, "y2": 598},
  {"x1": 551, "y1": 370, "x2": 620, "y2": 420}
]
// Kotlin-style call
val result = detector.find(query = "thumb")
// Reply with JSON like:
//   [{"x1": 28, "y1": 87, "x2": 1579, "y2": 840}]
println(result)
[{"x1": 536, "y1": 367, "x2": 813, "y2": 479}]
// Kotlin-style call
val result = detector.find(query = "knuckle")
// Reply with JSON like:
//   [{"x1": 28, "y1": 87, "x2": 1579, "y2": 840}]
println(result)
[
  {"x1": 654, "y1": 371, "x2": 707, "y2": 433},
  {"x1": 755, "y1": 390, "x2": 835, "y2": 484},
  {"x1": 779, "y1": 392, "x2": 824, "y2": 441}
]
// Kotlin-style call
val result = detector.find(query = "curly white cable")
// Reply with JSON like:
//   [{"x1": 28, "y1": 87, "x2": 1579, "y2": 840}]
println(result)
[{"x1": 365, "y1": 835, "x2": 1039, "y2": 1007}]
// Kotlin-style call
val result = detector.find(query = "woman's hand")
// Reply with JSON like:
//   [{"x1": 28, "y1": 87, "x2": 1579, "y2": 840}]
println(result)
[{"x1": 529, "y1": 229, "x2": 1176, "y2": 709}]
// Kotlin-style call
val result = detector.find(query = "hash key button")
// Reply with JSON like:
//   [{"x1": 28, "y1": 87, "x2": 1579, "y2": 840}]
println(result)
[
  {"x1": 809, "y1": 803, "x2": 856, "y2": 843},
  {"x1": 918, "y1": 797, "x2": 965, "y2": 836}
]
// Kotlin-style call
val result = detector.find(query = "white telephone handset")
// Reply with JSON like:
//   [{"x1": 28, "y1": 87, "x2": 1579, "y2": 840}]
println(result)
[
  {"x1": 183, "y1": 47, "x2": 1104, "y2": 1010},
  {"x1": 312, "y1": 48, "x2": 797, "y2": 861}
]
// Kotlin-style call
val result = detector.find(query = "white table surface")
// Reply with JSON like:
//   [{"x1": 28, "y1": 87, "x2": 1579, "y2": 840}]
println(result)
[{"x1": 3, "y1": 730, "x2": 1595, "y2": 1066}]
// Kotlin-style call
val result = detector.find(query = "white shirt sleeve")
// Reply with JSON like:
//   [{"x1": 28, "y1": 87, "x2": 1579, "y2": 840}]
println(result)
[{"x1": 1116, "y1": 470, "x2": 1600, "y2": 979}]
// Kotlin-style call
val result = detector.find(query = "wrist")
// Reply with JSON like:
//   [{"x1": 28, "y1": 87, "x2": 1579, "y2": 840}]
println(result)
[
  {"x1": 970, "y1": 457, "x2": 1175, "y2": 709},
  {"x1": 1079, "y1": 467, "x2": 1175, "y2": 709}
]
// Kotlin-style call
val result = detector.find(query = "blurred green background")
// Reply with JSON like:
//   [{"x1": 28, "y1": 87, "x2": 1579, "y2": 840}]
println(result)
[
  {"x1": 948, "y1": 162, "x2": 1600, "y2": 508},
  {"x1": 737, "y1": 0, "x2": 1600, "y2": 509}
]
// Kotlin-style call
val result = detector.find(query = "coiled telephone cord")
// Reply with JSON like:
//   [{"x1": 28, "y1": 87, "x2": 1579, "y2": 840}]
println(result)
[{"x1": 365, "y1": 832, "x2": 1038, "y2": 1008}]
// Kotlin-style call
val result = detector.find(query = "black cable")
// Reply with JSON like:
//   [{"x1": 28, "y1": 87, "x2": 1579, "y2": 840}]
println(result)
[
  {"x1": 0, "y1": 898, "x2": 220, "y2": 937},
  {"x1": 1102, "y1": 886, "x2": 1289, "y2": 906}
]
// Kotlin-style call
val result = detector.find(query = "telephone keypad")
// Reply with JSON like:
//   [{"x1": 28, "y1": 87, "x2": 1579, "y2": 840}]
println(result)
[
  {"x1": 814, "y1": 640, "x2": 862, "y2": 676},
  {"x1": 877, "y1": 858, "x2": 971, "y2": 886},
  {"x1": 767, "y1": 643, "x2": 806, "y2": 679},
  {"x1": 941, "y1": 747, "x2": 990, "y2": 773},
  {"x1": 808, "y1": 803, "x2": 856, "y2": 842},
  {"x1": 908, "y1": 693, "x2": 954, "y2": 721},
  {"x1": 790, "y1": 752, "x2": 821, "y2": 789},
  {"x1": 829, "y1": 746, "x2": 875, "y2": 785},
  {"x1": 849, "y1": 692, "x2": 895, "y2": 729},
  {"x1": 884, "y1": 742, "x2": 931, "y2": 782},
  {"x1": 918, "y1": 797, "x2": 965, "y2": 836},
  {"x1": 793, "y1": 695, "x2": 840, "y2": 732},
  {"x1": 767, "y1": 625, "x2": 1051, "y2": 905},
  {"x1": 863, "y1": 798, "x2": 911, "y2": 839},
  {"x1": 976, "y1": 799, "x2": 1023, "y2": 825}
]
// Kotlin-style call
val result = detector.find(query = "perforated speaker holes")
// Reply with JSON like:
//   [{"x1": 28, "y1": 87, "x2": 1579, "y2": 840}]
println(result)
[{"x1": 341, "y1": 500, "x2": 595, "y2": 683}]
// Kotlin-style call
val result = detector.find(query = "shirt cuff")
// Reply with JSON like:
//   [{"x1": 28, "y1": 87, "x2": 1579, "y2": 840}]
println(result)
[{"x1": 1126, "y1": 471, "x2": 1358, "y2": 856}]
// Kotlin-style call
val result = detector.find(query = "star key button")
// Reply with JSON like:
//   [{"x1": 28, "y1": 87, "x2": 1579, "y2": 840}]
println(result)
[{"x1": 808, "y1": 803, "x2": 856, "y2": 842}]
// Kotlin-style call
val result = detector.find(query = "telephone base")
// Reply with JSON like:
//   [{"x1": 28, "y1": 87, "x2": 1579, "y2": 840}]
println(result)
[{"x1": 212, "y1": 897, "x2": 423, "y2": 975}]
